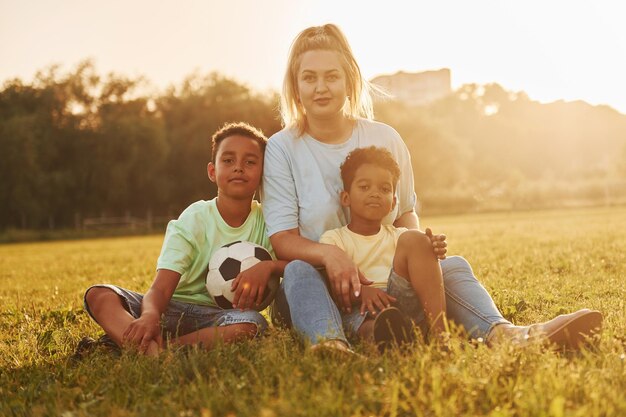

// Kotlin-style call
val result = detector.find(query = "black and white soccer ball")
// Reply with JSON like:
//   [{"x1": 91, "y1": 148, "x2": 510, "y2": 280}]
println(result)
[{"x1": 205, "y1": 241, "x2": 279, "y2": 310}]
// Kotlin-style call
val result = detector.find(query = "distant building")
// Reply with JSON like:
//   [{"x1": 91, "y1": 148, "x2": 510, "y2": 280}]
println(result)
[{"x1": 371, "y1": 68, "x2": 452, "y2": 106}]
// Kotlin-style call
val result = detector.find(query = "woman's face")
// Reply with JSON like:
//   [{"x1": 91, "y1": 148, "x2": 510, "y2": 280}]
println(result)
[{"x1": 296, "y1": 49, "x2": 348, "y2": 121}]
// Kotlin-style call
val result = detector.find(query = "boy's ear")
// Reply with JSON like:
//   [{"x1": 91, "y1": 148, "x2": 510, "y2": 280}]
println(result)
[
  {"x1": 340, "y1": 190, "x2": 351, "y2": 207},
  {"x1": 207, "y1": 162, "x2": 216, "y2": 183},
  {"x1": 390, "y1": 195, "x2": 397, "y2": 213}
]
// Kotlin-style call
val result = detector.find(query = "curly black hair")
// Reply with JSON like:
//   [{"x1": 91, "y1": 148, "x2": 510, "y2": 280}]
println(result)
[
  {"x1": 211, "y1": 122, "x2": 267, "y2": 162},
  {"x1": 340, "y1": 146, "x2": 400, "y2": 191}
]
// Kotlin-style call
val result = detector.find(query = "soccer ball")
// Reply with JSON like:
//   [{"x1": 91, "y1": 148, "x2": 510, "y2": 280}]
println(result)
[{"x1": 205, "y1": 241, "x2": 279, "y2": 311}]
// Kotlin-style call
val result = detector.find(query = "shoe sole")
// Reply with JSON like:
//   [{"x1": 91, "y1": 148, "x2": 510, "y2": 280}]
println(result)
[
  {"x1": 373, "y1": 307, "x2": 412, "y2": 353},
  {"x1": 545, "y1": 310, "x2": 603, "y2": 350}
]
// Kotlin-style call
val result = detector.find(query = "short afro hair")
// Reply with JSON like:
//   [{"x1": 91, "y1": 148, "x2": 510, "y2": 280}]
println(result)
[
  {"x1": 211, "y1": 122, "x2": 267, "y2": 162},
  {"x1": 340, "y1": 146, "x2": 401, "y2": 191}
]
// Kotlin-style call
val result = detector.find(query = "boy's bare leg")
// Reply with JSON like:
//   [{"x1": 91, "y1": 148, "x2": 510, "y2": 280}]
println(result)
[
  {"x1": 357, "y1": 318, "x2": 375, "y2": 342},
  {"x1": 87, "y1": 288, "x2": 257, "y2": 352},
  {"x1": 393, "y1": 230, "x2": 447, "y2": 337},
  {"x1": 172, "y1": 323, "x2": 257, "y2": 349},
  {"x1": 85, "y1": 287, "x2": 161, "y2": 356}
]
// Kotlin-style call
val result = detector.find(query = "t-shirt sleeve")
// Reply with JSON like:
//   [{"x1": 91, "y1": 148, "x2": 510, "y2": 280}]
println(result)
[
  {"x1": 319, "y1": 229, "x2": 344, "y2": 249},
  {"x1": 156, "y1": 214, "x2": 198, "y2": 275},
  {"x1": 319, "y1": 230, "x2": 335, "y2": 245},
  {"x1": 261, "y1": 137, "x2": 300, "y2": 237}
]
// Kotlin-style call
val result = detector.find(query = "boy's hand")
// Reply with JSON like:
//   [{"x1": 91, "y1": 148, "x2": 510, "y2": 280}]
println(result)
[
  {"x1": 425, "y1": 228, "x2": 447, "y2": 260},
  {"x1": 122, "y1": 312, "x2": 162, "y2": 353},
  {"x1": 231, "y1": 260, "x2": 274, "y2": 310},
  {"x1": 324, "y1": 245, "x2": 373, "y2": 313},
  {"x1": 359, "y1": 286, "x2": 397, "y2": 316}
]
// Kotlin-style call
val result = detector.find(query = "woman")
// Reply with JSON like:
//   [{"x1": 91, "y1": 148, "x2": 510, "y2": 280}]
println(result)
[{"x1": 262, "y1": 24, "x2": 602, "y2": 353}]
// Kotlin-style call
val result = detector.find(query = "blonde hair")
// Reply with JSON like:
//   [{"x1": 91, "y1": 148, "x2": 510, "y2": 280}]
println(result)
[{"x1": 280, "y1": 24, "x2": 375, "y2": 136}]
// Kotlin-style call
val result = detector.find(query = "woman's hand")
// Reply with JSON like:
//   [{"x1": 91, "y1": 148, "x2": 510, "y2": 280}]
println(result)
[
  {"x1": 425, "y1": 228, "x2": 447, "y2": 260},
  {"x1": 122, "y1": 312, "x2": 162, "y2": 353},
  {"x1": 323, "y1": 245, "x2": 373, "y2": 313},
  {"x1": 359, "y1": 286, "x2": 397, "y2": 316},
  {"x1": 231, "y1": 260, "x2": 274, "y2": 310}
]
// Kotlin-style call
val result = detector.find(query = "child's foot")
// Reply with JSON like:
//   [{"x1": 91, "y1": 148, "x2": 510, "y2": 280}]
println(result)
[
  {"x1": 373, "y1": 307, "x2": 413, "y2": 353},
  {"x1": 145, "y1": 340, "x2": 162, "y2": 357}
]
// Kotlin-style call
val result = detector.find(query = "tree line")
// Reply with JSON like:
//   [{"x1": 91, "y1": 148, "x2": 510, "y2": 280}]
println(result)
[
  {"x1": 1, "y1": 61, "x2": 625, "y2": 231},
  {"x1": 0, "y1": 62, "x2": 280, "y2": 230},
  {"x1": 377, "y1": 83, "x2": 626, "y2": 213}
]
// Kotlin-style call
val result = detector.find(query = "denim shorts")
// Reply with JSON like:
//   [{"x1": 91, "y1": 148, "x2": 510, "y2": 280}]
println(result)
[
  {"x1": 84, "y1": 284, "x2": 268, "y2": 339},
  {"x1": 341, "y1": 269, "x2": 428, "y2": 336}
]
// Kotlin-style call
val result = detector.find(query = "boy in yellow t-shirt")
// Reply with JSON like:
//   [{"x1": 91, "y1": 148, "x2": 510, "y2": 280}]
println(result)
[
  {"x1": 82, "y1": 122, "x2": 287, "y2": 356},
  {"x1": 320, "y1": 146, "x2": 446, "y2": 349}
]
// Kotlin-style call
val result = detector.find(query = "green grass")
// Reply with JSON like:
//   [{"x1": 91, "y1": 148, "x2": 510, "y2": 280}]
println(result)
[{"x1": 1, "y1": 206, "x2": 625, "y2": 417}]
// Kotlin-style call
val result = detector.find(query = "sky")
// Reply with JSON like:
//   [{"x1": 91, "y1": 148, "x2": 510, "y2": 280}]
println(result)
[{"x1": 1, "y1": 0, "x2": 626, "y2": 113}]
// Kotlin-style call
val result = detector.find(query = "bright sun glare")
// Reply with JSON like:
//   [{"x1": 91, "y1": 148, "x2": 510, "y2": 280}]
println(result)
[{"x1": 1, "y1": 0, "x2": 625, "y2": 113}]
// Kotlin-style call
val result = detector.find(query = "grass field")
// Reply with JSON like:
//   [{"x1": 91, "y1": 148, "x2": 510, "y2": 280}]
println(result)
[{"x1": 1, "y1": 206, "x2": 625, "y2": 417}]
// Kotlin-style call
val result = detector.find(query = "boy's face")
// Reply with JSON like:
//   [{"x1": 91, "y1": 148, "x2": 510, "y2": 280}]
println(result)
[
  {"x1": 207, "y1": 135, "x2": 263, "y2": 201},
  {"x1": 341, "y1": 163, "x2": 396, "y2": 223}
]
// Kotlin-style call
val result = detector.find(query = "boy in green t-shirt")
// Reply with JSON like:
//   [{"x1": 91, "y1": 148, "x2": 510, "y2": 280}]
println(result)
[{"x1": 83, "y1": 122, "x2": 287, "y2": 356}]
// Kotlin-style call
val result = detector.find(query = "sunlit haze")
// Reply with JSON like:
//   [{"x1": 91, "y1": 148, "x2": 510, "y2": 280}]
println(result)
[{"x1": 1, "y1": 0, "x2": 625, "y2": 113}]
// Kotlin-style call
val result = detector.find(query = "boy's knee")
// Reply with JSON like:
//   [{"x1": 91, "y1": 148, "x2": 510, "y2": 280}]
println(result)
[
  {"x1": 85, "y1": 286, "x2": 116, "y2": 310},
  {"x1": 398, "y1": 230, "x2": 432, "y2": 253}
]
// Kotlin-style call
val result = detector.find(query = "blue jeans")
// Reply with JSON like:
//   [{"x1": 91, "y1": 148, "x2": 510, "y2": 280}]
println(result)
[{"x1": 271, "y1": 256, "x2": 510, "y2": 346}]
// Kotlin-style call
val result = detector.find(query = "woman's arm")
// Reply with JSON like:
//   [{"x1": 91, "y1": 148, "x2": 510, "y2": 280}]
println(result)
[
  {"x1": 270, "y1": 228, "x2": 329, "y2": 265},
  {"x1": 394, "y1": 210, "x2": 420, "y2": 230},
  {"x1": 271, "y1": 228, "x2": 372, "y2": 312}
]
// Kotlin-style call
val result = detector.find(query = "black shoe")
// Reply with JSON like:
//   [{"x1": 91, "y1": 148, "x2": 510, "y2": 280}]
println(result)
[
  {"x1": 71, "y1": 336, "x2": 98, "y2": 361},
  {"x1": 373, "y1": 307, "x2": 413, "y2": 353},
  {"x1": 71, "y1": 334, "x2": 121, "y2": 361},
  {"x1": 95, "y1": 334, "x2": 121, "y2": 354}
]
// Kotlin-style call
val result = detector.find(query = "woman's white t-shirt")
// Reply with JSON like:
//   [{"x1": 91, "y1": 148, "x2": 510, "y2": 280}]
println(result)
[{"x1": 261, "y1": 119, "x2": 417, "y2": 242}]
